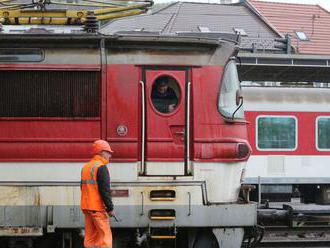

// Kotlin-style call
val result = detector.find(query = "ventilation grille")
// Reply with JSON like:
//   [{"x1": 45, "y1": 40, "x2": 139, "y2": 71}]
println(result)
[{"x1": 0, "y1": 70, "x2": 100, "y2": 117}]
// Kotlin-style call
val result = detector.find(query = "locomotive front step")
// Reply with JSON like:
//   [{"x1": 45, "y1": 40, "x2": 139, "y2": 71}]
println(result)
[
  {"x1": 150, "y1": 235, "x2": 176, "y2": 240},
  {"x1": 150, "y1": 190, "x2": 176, "y2": 201},
  {"x1": 150, "y1": 225, "x2": 177, "y2": 240},
  {"x1": 149, "y1": 209, "x2": 176, "y2": 220}
]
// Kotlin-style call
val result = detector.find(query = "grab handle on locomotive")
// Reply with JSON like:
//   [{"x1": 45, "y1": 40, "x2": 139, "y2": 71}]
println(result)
[{"x1": 139, "y1": 80, "x2": 146, "y2": 175}]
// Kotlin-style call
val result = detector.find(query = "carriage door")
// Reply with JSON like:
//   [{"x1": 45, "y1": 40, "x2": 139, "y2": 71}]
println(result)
[{"x1": 143, "y1": 69, "x2": 189, "y2": 176}]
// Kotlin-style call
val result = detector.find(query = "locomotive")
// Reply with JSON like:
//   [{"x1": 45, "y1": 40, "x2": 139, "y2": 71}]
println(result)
[{"x1": 0, "y1": 30, "x2": 257, "y2": 248}]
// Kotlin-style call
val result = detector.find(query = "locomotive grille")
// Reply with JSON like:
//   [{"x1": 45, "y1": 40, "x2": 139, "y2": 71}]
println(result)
[{"x1": 0, "y1": 70, "x2": 100, "y2": 118}]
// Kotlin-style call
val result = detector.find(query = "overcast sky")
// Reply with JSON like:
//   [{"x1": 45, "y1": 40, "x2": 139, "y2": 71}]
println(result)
[{"x1": 153, "y1": 0, "x2": 330, "y2": 11}]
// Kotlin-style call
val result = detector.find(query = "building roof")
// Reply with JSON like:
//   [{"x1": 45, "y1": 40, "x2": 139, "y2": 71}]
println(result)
[
  {"x1": 248, "y1": 0, "x2": 330, "y2": 55},
  {"x1": 100, "y1": 1, "x2": 281, "y2": 51}
]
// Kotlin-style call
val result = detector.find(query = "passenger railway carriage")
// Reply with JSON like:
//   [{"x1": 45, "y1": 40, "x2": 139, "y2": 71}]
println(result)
[
  {"x1": 0, "y1": 32, "x2": 257, "y2": 248},
  {"x1": 243, "y1": 86, "x2": 330, "y2": 203}
]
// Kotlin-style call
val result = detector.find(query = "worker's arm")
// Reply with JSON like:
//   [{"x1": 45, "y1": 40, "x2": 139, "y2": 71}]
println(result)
[{"x1": 97, "y1": 165, "x2": 114, "y2": 212}]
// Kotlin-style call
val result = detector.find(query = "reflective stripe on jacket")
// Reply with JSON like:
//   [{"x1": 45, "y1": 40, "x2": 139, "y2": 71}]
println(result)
[{"x1": 81, "y1": 155, "x2": 107, "y2": 211}]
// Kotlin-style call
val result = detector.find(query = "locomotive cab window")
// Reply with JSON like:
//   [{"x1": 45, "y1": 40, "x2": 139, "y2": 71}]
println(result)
[
  {"x1": 218, "y1": 60, "x2": 244, "y2": 120},
  {"x1": 0, "y1": 48, "x2": 44, "y2": 62},
  {"x1": 257, "y1": 116, "x2": 297, "y2": 150},
  {"x1": 316, "y1": 117, "x2": 330, "y2": 150},
  {"x1": 151, "y1": 76, "x2": 180, "y2": 114}
]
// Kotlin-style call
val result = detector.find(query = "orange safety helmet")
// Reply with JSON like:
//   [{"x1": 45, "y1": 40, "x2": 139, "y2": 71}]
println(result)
[{"x1": 92, "y1": 139, "x2": 114, "y2": 155}]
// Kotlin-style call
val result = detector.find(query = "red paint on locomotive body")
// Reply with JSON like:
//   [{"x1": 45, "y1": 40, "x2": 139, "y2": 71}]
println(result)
[
  {"x1": 144, "y1": 69, "x2": 186, "y2": 162},
  {"x1": 0, "y1": 119, "x2": 100, "y2": 161},
  {"x1": 106, "y1": 64, "x2": 140, "y2": 162},
  {"x1": 0, "y1": 64, "x2": 100, "y2": 70},
  {"x1": 0, "y1": 64, "x2": 250, "y2": 163},
  {"x1": 192, "y1": 66, "x2": 250, "y2": 162},
  {"x1": 246, "y1": 111, "x2": 330, "y2": 156},
  {"x1": 105, "y1": 64, "x2": 250, "y2": 163}
]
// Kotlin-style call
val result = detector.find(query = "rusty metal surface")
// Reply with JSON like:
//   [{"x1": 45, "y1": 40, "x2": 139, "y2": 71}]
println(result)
[
  {"x1": 259, "y1": 228, "x2": 330, "y2": 246},
  {"x1": 0, "y1": 182, "x2": 256, "y2": 229},
  {"x1": 0, "y1": 186, "x2": 80, "y2": 206},
  {"x1": 0, "y1": 227, "x2": 42, "y2": 236}
]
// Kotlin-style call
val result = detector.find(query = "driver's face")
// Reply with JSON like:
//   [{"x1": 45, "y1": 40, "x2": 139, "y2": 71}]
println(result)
[{"x1": 158, "y1": 84, "x2": 168, "y2": 94}]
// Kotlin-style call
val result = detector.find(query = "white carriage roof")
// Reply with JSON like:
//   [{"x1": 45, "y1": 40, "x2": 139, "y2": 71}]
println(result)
[{"x1": 242, "y1": 86, "x2": 330, "y2": 112}]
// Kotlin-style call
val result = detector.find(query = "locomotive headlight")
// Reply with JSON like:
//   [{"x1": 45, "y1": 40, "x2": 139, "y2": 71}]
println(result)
[
  {"x1": 236, "y1": 143, "x2": 251, "y2": 159},
  {"x1": 198, "y1": 141, "x2": 251, "y2": 160}
]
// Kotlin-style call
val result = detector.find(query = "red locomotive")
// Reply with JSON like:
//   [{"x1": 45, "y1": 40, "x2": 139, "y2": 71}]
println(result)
[{"x1": 0, "y1": 31, "x2": 256, "y2": 248}]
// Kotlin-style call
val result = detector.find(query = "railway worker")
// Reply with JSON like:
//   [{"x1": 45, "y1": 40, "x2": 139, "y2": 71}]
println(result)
[
  {"x1": 151, "y1": 77, "x2": 178, "y2": 113},
  {"x1": 81, "y1": 139, "x2": 114, "y2": 248}
]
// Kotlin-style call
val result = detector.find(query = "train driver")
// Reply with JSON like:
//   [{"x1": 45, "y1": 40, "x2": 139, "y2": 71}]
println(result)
[
  {"x1": 81, "y1": 140, "x2": 114, "y2": 248},
  {"x1": 151, "y1": 77, "x2": 178, "y2": 113}
]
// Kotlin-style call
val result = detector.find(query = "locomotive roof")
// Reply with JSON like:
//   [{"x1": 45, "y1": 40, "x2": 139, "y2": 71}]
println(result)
[{"x1": 0, "y1": 31, "x2": 239, "y2": 49}]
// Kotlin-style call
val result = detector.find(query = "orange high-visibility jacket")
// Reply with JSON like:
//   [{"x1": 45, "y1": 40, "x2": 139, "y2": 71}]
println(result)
[{"x1": 81, "y1": 155, "x2": 108, "y2": 211}]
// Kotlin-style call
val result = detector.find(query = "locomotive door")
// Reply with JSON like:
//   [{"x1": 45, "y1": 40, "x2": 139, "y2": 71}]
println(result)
[{"x1": 142, "y1": 69, "x2": 190, "y2": 176}]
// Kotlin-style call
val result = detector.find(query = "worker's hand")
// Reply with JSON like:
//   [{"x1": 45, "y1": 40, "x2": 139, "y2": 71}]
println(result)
[
  {"x1": 168, "y1": 104, "x2": 175, "y2": 112},
  {"x1": 107, "y1": 210, "x2": 115, "y2": 217}
]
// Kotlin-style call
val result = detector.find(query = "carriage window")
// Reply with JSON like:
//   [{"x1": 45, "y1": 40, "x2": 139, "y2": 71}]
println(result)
[
  {"x1": 218, "y1": 60, "x2": 244, "y2": 120},
  {"x1": 0, "y1": 48, "x2": 43, "y2": 62},
  {"x1": 257, "y1": 116, "x2": 297, "y2": 150},
  {"x1": 317, "y1": 117, "x2": 330, "y2": 150},
  {"x1": 0, "y1": 70, "x2": 100, "y2": 117},
  {"x1": 151, "y1": 76, "x2": 180, "y2": 114}
]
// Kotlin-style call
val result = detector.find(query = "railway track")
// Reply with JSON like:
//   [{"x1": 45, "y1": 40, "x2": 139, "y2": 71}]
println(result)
[
  {"x1": 255, "y1": 227, "x2": 330, "y2": 248},
  {"x1": 252, "y1": 203, "x2": 330, "y2": 248},
  {"x1": 258, "y1": 241, "x2": 330, "y2": 247}
]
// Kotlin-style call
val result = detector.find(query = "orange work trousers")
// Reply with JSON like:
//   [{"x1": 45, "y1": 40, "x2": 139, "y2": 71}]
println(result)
[{"x1": 83, "y1": 210, "x2": 112, "y2": 248}]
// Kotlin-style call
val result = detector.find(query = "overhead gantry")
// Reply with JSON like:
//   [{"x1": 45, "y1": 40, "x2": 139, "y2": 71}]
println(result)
[{"x1": 0, "y1": 0, "x2": 153, "y2": 25}]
